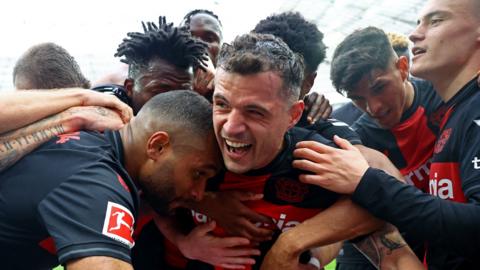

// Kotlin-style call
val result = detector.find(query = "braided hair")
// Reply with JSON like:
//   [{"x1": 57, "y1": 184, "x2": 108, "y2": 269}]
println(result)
[{"x1": 115, "y1": 16, "x2": 209, "y2": 79}]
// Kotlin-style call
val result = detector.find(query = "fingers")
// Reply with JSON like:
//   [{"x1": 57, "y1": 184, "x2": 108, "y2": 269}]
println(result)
[
  {"x1": 303, "y1": 92, "x2": 318, "y2": 111},
  {"x1": 236, "y1": 221, "x2": 273, "y2": 242},
  {"x1": 321, "y1": 105, "x2": 332, "y2": 120},
  {"x1": 295, "y1": 140, "x2": 337, "y2": 155},
  {"x1": 292, "y1": 158, "x2": 325, "y2": 174},
  {"x1": 304, "y1": 93, "x2": 332, "y2": 123},
  {"x1": 218, "y1": 235, "x2": 252, "y2": 248},
  {"x1": 333, "y1": 135, "x2": 356, "y2": 151},
  {"x1": 293, "y1": 147, "x2": 326, "y2": 163}
]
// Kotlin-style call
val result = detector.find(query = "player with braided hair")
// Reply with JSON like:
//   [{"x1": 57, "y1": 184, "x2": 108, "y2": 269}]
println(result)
[{"x1": 115, "y1": 16, "x2": 209, "y2": 113}]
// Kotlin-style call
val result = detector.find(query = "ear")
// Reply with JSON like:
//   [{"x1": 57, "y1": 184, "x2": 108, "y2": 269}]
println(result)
[
  {"x1": 288, "y1": 100, "x2": 305, "y2": 129},
  {"x1": 124, "y1": 78, "x2": 134, "y2": 99},
  {"x1": 146, "y1": 131, "x2": 171, "y2": 161},
  {"x1": 396, "y1": 56, "x2": 409, "y2": 81},
  {"x1": 301, "y1": 72, "x2": 317, "y2": 98}
]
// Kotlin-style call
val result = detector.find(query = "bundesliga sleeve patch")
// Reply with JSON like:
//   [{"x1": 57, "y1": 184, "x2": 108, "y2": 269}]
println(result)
[{"x1": 102, "y1": 201, "x2": 135, "y2": 248}]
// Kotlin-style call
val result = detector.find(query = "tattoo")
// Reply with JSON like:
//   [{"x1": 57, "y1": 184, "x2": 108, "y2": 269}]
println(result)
[
  {"x1": 352, "y1": 224, "x2": 407, "y2": 269},
  {"x1": 95, "y1": 106, "x2": 108, "y2": 116},
  {"x1": 0, "y1": 113, "x2": 68, "y2": 172}
]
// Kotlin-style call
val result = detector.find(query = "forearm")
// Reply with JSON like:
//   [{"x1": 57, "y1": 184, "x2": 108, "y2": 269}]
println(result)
[
  {"x1": 0, "y1": 113, "x2": 75, "y2": 171},
  {"x1": 353, "y1": 168, "x2": 480, "y2": 256},
  {"x1": 352, "y1": 223, "x2": 423, "y2": 270},
  {"x1": 278, "y1": 197, "x2": 383, "y2": 257},
  {"x1": 0, "y1": 88, "x2": 87, "y2": 133},
  {"x1": 67, "y1": 256, "x2": 133, "y2": 270}
]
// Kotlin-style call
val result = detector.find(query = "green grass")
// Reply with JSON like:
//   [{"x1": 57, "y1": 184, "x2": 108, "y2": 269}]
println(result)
[{"x1": 325, "y1": 259, "x2": 336, "y2": 270}]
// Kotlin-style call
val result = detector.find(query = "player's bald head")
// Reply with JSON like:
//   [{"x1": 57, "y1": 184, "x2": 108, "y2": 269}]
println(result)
[{"x1": 134, "y1": 90, "x2": 213, "y2": 145}]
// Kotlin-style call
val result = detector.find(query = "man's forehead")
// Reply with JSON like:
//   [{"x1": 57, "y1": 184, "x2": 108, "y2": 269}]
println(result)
[
  {"x1": 419, "y1": 0, "x2": 473, "y2": 18},
  {"x1": 143, "y1": 60, "x2": 193, "y2": 79},
  {"x1": 190, "y1": 14, "x2": 222, "y2": 34}
]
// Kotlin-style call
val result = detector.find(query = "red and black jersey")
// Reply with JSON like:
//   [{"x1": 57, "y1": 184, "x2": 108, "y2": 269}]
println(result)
[
  {"x1": 0, "y1": 131, "x2": 139, "y2": 269},
  {"x1": 130, "y1": 121, "x2": 361, "y2": 270},
  {"x1": 191, "y1": 127, "x2": 341, "y2": 270},
  {"x1": 337, "y1": 79, "x2": 441, "y2": 268},
  {"x1": 351, "y1": 77, "x2": 480, "y2": 270},
  {"x1": 353, "y1": 78, "x2": 441, "y2": 191}
]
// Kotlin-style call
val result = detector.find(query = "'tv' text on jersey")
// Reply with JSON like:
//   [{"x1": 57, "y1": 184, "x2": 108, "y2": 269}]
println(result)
[
  {"x1": 0, "y1": 131, "x2": 138, "y2": 270},
  {"x1": 425, "y1": 76, "x2": 480, "y2": 269}
]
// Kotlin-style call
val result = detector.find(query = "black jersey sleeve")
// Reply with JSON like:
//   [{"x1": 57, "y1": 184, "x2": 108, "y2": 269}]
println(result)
[
  {"x1": 305, "y1": 118, "x2": 362, "y2": 145},
  {"x1": 37, "y1": 162, "x2": 136, "y2": 265},
  {"x1": 352, "y1": 168, "x2": 480, "y2": 257},
  {"x1": 458, "y1": 110, "x2": 480, "y2": 202}
]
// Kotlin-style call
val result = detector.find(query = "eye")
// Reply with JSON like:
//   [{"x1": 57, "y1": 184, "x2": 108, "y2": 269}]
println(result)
[
  {"x1": 372, "y1": 85, "x2": 385, "y2": 95},
  {"x1": 248, "y1": 109, "x2": 264, "y2": 117},
  {"x1": 193, "y1": 170, "x2": 204, "y2": 180},
  {"x1": 430, "y1": 17, "x2": 443, "y2": 26},
  {"x1": 214, "y1": 99, "x2": 228, "y2": 109}
]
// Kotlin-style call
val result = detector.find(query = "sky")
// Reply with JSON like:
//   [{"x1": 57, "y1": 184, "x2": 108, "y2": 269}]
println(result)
[{"x1": 0, "y1": 0, "x2": 420, "y2": 103}]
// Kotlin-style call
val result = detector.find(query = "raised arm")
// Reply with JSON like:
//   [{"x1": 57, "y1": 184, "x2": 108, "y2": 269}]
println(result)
[
  {"x1": 0, "y1": 88, "x2": 132, "y2": 133},
  {"x1": 0, "y1": 106, "x2": 129, "y2": 172}
]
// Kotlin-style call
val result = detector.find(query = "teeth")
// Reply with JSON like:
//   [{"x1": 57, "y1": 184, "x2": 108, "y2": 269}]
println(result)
[
  {"x1": 225, "y1": 139, "x2": 250, "y2": 148},
  {"x1": 412, "y1": 48, "x2": 425, "y2": 55}
]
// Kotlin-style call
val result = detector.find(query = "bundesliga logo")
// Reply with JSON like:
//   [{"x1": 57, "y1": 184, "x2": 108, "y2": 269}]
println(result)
[{"x1": 102, "y1": 201, "x2": 135, "y2": 248}]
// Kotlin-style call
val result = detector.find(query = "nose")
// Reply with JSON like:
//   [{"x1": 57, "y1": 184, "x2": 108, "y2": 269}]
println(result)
[
  {"x1": 222, "y1": 109, "x2": 246, "y2": 137},
  {"x1": 366, "y1": 97, "x2": 383, "y2": 116},
  {"x1": 190, "y1": 179, "x2": 207, "y2": 201},
  {"x1": 409, "y1": 24, "x2": 424, "y2": 44}
]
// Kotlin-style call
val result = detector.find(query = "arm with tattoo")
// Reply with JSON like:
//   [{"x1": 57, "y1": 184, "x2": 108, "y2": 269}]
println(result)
[
  {"x1": 0, "y1": 106, "x2": 126, "y2": 172},
  {"x1": 353, "y1": 223, "x2": 423, "y2": 270}
]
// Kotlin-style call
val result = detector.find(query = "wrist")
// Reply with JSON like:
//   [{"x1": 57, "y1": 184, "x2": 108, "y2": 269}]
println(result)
[{"x1": 273, "y1": 230, "x2": 305, "y2": 259}]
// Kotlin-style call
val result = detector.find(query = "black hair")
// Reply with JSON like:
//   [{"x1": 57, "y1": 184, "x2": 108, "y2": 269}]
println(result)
[
  {"x1": 138, "y1": 90, "x2": 213, "y2": 139},
  {"x1": 115, "y1": 16, "x2": 208, "y2": 79},
  {"x1": 182, "y1": 9, "x2": 222, "y2": 27},
  {"x1": 253, "y1": 12, "x2": 326, "y2": 74},
  {"x1": 13, "y1": 42, "x2": 90, "y2": 89},
  {"x1": 330, "y1": 26, "x2": 394, "y2": 95},
  {"x1": 218, "y1": 32, "x2": 304, "y2": 104}
]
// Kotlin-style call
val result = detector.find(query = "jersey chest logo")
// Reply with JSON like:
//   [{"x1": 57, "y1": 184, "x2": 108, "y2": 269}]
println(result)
[
  {"x1": 274, "y1": 177, "x2": 309, "y2": 203},
  {"x1": 434, "y1": 128, "x2": 452, "y2": 154},
  {"x1": 102, "y1": 201, "x2": 135, "y2": 248},
  {"x1": 428, "y1": 163, "x2": 466, "y2": 202}
]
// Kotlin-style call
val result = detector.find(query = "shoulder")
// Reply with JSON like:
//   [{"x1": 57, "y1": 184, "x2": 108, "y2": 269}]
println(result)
[{"x1": 288, "y1": 126, "x2": 337, "y2": 148}]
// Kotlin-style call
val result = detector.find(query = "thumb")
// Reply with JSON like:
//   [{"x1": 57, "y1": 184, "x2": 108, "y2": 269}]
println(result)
[
  {"x1": 195, "y1": 220, "x2": 217, "y2": 235},
  {"x1": 333, "y1": 135, "x2": 355, "y2": 150}
]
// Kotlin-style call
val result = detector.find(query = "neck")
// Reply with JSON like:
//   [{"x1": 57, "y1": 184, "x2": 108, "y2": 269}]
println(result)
[
  {"x1": 431, "y1": 52, "x2": 480, "y2": 102},
  {"x1": 403, "y1": 79, "x2": 415, "y2": 112},
  {"x1": 119, "y1": 123, "x2": 140, "y2": 183}
]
